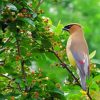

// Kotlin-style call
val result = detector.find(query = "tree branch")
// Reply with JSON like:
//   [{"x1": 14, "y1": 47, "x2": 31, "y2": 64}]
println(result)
[
  {"x1": 87, "y1": 88, "x2": 92, "y2": 100},
  {"x1": 16, "y1": 32, "x2": 28, "y2": 92},
  {"x1": 49, "y1": 47, "x2": 92, "y2": 100}
]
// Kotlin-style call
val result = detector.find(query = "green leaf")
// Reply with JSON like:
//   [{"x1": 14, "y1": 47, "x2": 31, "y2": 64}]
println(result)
[
  {"x1": 21, "y1": 0, "x2": 33, "y2": 11},
  {"x1": 24, "y1": 18, "x2": 35, "y2": 27},
  {"x1": 41, "y1": 36, "x2": 52, "y2": 49},
  {"x1": 93, "y1": 75, "x2": 100, "y2": 82},
  {"x1": 4, "y1": 62, "x2": 16, "y2": 74},
  {"x1": 25, "y1": 60, "x2": 31, "y2": 66},
  {"x1": 54, "y1": 45, "x2": 60, "y2": 51},
  {"x1": 54, "y1": 21, "x2": 63, "y2": 35},
  {"x1": 15, "y1": 78, "x2": 22, "y2": 84},
  {"x1": 19, "y1": 18, "x2": 35, "y2": 27},
  {"x1": 0, "y1": 67, "x2": 6, "y2": 73},
  {"x1": 32, "y1": 13, "x2": 37, "y2": 18},
  {"x1": 66, "y1": 93, "x2": 81, "y2": 100},
  {"x1": 91, "y1": 59, "x2": 100, "y2": 64},
  {"x1": 20, "y1": 46, "x2": 27, "y2": 57},
  {"x1": 90, "y1": 81, "x2": 99, "y2": 91},
  {"x1": 45, "y1": 52, "x2": 57, "y2": 62},
  {"x1": 89, "y1": 50, "x2": 96, "y2": 59},
  {"x1": 7, "y1": 3, "x2": 17, "y2": 11},
  {"x1": 50, "y1": 88, "x2": 66, "y2": 100},
  {"x1": 53, "y1": 88, "x2": 64, "y2": 96}
]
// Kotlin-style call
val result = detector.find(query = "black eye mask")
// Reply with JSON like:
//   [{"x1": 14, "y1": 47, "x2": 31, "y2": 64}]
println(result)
[{"x1": 62, "y1": 25, "x2": 73, "y2": 31}]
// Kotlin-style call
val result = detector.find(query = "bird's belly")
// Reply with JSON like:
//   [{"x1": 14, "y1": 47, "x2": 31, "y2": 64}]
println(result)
[{"x1": 67, "y1": 48, "x2": 76, "y2": 66}]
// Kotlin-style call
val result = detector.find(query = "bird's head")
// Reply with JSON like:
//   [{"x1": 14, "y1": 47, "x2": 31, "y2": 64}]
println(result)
[{"x1": 62, "y1": 23, "x2": 82, "y2": 34}]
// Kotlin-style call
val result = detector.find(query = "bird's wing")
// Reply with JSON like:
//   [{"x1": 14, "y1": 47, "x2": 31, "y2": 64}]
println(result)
[
  {"x1": 70, "y1": 47, "x2": 89, "y2": 76},
  {"x1": 70, "y1": 47, "x2": 89, "y2": 90}
]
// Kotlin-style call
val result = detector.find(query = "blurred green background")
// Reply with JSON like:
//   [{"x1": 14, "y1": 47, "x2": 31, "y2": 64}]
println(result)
[
  {"x1": 41, "y1": 0, "x2": 100, "y2": 59},
  {"x1": 0, "y1": 0, "x2": 100, "y2": 99}
]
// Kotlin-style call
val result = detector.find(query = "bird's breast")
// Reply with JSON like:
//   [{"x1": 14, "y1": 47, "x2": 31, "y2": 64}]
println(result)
[{"x1": 66, "y1": 37, "x2": 76, "y2": 66}]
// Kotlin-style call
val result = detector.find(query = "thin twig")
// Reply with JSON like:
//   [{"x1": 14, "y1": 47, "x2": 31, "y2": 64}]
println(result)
[
  {"x1": 49, "y1": 47, "x2": 92, "y2": 100},
  {"x1": 35, "y1": 0, "x2": 44, "y2": 12},
  {"x1": 0, "y1": 74, "x2": 11, "y2": 80},
  {"x1": 87, "y1": 87, "x2": 92, "y2": 100}
]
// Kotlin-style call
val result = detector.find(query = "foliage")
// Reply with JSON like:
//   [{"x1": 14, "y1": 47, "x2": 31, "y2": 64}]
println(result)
[{"x1": 0, "y1": 0, "x2": 100, "y2": 100}]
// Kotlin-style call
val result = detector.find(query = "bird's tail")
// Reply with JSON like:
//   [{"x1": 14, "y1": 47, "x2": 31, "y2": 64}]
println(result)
[{"x1": 80, "y1": 71, "x2": 86, "y2": 91}]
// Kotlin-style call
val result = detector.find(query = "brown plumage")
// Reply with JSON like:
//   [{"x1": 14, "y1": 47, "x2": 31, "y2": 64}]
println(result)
[{"x1": 63, "y1": 23, "x2": 89, "y2": 90}]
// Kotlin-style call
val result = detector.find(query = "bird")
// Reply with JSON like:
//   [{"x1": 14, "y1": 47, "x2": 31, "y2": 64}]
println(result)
[{"x1": 63, "y1": 23, "x2": 89, "y2": 90}]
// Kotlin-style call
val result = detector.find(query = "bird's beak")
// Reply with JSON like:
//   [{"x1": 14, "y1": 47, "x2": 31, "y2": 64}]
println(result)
[{"x1": 62, "y1": 27, "x2": 69, "y2": 31}]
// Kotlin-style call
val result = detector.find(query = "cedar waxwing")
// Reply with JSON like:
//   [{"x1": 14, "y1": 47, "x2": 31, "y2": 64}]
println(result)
[{"x1": 63, "y1": 23, "x2": 89, "y2": 90}]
